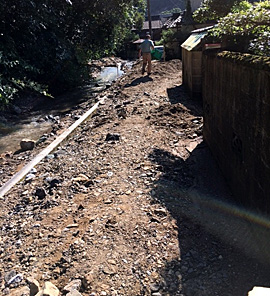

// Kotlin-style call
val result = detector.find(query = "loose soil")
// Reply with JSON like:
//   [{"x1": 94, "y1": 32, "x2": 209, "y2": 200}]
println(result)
[{"x1": 1, "y1": 60, "x2": 270, "y2": 296}]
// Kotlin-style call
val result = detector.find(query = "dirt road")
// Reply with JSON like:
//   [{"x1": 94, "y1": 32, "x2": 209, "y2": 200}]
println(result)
[{"x1": 1, "y1": 60, "x2": 270, "y2": 296}]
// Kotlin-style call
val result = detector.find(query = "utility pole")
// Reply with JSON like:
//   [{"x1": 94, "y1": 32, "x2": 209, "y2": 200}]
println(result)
[{"x1": 147, "y1": 0, "x2": 152, "y2": 38}]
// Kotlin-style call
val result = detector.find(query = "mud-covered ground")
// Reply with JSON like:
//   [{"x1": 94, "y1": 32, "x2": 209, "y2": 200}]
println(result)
[{"x1": 1, "y1": 60, "x2": 270, "y2": 296}]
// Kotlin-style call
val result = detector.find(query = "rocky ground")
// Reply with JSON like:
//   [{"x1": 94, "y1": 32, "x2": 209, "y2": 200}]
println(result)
[{"x1": 1, "y1": 59, "x2": 270, "y2": 296}]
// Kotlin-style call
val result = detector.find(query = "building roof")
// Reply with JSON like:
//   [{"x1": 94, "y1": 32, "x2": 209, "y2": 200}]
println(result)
[
  {"x1": 181, "y1": 31, "x2": 208, "y2": 51},
  {"x1": 191, "y1": 25, "x2": 214, "y2": 33},
  {"x1": 162, "y1": 13, "x2": 182, "y2": 29},
  {"x1": 142, "y1": 20, "x2": 163, "y2": 30},
  {"x1": 181, "y1": 26, "x2": 214, "y2": 51}
]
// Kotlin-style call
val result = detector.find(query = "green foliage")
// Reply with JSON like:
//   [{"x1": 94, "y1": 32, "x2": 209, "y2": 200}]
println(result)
[
  {"x1": 0, "y1": 0, "x2": 145, "y2": 106},
  {"x1": 149, "y1": 0, "x2": 185, "y2": 15},
  {"x1": 208, "y1": 1, "x2": 270, "y2": 56},
  {"x1": 160, "y1": 29, "x2": 177, "y2": 46},
  {"x1": 193, "y1": 0, "x2": 241, "y2": 22},
  {"x1": 231, "y1": 0, "x2": 252, "y2": 12},
  {"x1": 161, "y1": 8, "x2": 182, "y2": 15}
]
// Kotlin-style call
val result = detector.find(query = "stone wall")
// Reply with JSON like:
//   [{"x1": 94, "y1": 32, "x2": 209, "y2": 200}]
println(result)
[{"x1": 203, "y1": 51, "x2": 270, "y2": 212}]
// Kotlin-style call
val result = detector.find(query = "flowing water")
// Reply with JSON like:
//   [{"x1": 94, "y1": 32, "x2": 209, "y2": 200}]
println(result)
[{"x1": 0, "y1": 66, "x2": 124, "y2": 154}]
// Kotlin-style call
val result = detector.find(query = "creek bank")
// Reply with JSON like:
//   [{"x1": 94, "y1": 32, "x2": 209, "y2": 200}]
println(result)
[{"x1": 0, "y1": 57, "x2": 128, "y2": 154}]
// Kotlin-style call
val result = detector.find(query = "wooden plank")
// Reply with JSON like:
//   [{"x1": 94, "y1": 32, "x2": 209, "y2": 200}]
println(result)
[{"x1": 0, "y1": 99, "x2": 102, "y2": 199}]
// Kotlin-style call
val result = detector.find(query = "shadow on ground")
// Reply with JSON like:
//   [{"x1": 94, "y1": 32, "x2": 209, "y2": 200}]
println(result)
[
  {"x1": 148, "y1": 144, "x2": 270, "y2": 296},
  {"x1": 124, "y1": 76, "x2": 153, "y2": 88},
  {"x1": 167, "y1": 84, "x2": 202, "y2": 117}
]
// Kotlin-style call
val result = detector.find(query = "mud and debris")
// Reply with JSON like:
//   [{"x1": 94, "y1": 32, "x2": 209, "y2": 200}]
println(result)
[{"x1": 1, "y1": 59, "x2": 270, "y2": 296}]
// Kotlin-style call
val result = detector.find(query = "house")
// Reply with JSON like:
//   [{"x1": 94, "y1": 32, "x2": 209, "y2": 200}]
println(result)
[
  {"x1": 162, "y1": 9, "x2": 214, "y2": 59},
  {"x1": 136, "y1": 15, "x2": 163, "y2": 41},
  {"x1": 181, "y1": 27, "x2": 209, "y2": 98}
]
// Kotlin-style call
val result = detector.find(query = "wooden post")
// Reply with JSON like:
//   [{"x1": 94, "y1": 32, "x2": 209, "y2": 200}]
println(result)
[{"x1": 147, "y1": 0, "x2": 152, "y2": 38}]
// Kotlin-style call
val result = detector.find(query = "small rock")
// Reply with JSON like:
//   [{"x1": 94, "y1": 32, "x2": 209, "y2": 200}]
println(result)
[
  {"x1": 63, "y1": 279, "x2": 81, "y2": 293},
  {"x1": 72, "y1": 174, "x2": 90, "y2": 183},
  {"x1": 8, "y1": 286, "x2": 30, "y2": 296},
  {"x1": 29, "y1": 168, "x2": 37, "y2": 174},
  {"x1": 154, "y1": 208, "x2": 167, "y2": 217},
  {"x1": 15, "y1": 240, "x2": 22, "y2": 247},
  {"x1": 25, "y1": 173, "x2": 36, "y2": 182},
  {"x1": 103, "y1": 265, "x2": 117, "y2": 275},
  {"x1": 82, "y1": 273, "x2": 94, "y2": 290},
  {"x1": 2, "y1": 288, "x2": 9, "y2": 295},
  {"x1": 20, "y1": 139, "x2": 35, "y2": 151},
  {"x1": 26, "y1": 277, "x2": 40, "y2": 296},
  {"x1": 5, "y1": 271, "x2": 23, "y2": 286},
  {"x1": 105, "y1": 133, "x2": 120, "y2": 142},
  {"x1": 36, "y1": 281, "x2": 59, "y2": 296},
  {"x1": 35, "y1": 188, "x2": 46, "y2": 200},
  {"x1": 103, "y1": 199, "x2": 113, "y2": 204},
  {"x1": 66, "y1": 290, "x2": 82, "y2": 296},
  {"x1": 149, "y1": 283, "x2": 160, "y2": 292},
  {"x1": 23, "y1": 195, "x2": 33, "y2": 204},
  {"x1": 152, "y1": 293, "x2": 162, "y2": 296},
  {"x1": 65, "y1": 224, "x2": 79, "y2": 229},
  {"x1": 5, "y1": 270, "x2": 16, "y2": 283},
  {"x1": 37, "y1": 135, "x2": 48, "y2": 143},
  {"x1": 107, "y1": 259, "x2": 117, "y2": 265},
  {"x1": 45, "y1": 178, "x2": 61, "y2": 188},
  {"x1": 150, "y1": 217, "x2": 161, "y2": 223},
  {"x1": 46, "y1": 154, "x2": 55, "y2": 160}
]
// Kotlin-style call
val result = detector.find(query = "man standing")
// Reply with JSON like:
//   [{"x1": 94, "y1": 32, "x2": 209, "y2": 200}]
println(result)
[{"x1": 139, "y1": 34, "x2": 154, "y2": 75}]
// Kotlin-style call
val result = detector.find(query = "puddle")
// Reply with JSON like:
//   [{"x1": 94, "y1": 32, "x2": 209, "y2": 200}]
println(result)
[
  {"x1": 97, "y1": 65, "x2": 124, "y2": 83},
  {"x1": 0, "y1": 65, "x2": 125, "y2": 154}
]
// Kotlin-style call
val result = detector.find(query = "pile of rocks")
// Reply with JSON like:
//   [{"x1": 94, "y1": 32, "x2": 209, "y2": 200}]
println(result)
[{"x1": 2, "y1": 273, "x2": 83, "y2": 296}]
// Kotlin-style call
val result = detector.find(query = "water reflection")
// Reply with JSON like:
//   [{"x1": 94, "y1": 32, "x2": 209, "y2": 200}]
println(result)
[
  {"x1": 98, "y1": 65, "x2": 124, "y2": 82},
  {"x1": 0, "y1": 66, "x2": 124, "y2": 154},
  {"x1": 0, "y1": 119, "x2": 52, "y2": 153}
]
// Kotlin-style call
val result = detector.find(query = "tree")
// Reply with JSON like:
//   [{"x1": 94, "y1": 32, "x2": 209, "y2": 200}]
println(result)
[
  {"x1": 193, "y1": 0, "x2": 241, "y2": 22},
  {"x1": 0, "y1": 0, "x2": 146, "y2": 107},
  {"x1": 193, "y1": 0, "x2": 270, "y2": 56},
  {"x1": 208, "y1": 1, "x2": 270, "y2": 56}
]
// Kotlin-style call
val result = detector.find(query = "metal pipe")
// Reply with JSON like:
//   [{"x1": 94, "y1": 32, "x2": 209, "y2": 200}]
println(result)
[{"x1": 0, "y1": 98, "x2": 103, "y2": 199}]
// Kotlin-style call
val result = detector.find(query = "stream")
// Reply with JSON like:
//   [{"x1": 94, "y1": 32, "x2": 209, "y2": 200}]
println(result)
[{"x1": 0, "y1": 65, "x2": 124, "y2": 154}]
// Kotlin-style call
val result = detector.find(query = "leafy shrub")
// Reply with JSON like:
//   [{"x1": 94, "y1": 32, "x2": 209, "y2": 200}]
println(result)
[
  {"x1": 194, "y1": 0, "x2": 270, "y2": 56},
  {"x1": 209, "y1": 1, "x2": 270, "y2": 56},
  {"x1": 0, "y1": 0, "x2": 146, "y2": 107}
]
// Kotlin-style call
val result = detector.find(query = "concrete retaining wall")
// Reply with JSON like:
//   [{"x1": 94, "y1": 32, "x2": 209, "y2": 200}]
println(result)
[{"x1": 203, "y1": 51, "x2": 270, "y2": 212}]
